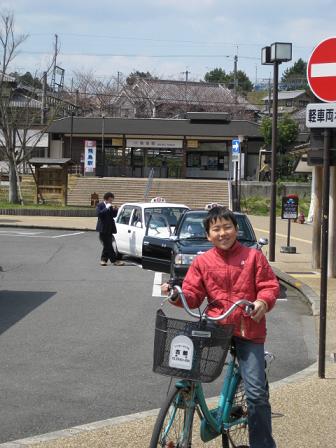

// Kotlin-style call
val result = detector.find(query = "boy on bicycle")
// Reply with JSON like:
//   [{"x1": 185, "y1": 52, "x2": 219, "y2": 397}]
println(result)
[{"x1": 162, "y1": 206, "x2": 279, "y2": 448}]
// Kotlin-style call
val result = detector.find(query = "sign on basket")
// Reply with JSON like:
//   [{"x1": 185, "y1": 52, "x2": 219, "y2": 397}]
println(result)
[{"x1": 169, "y1": 335, "x2": 194, "y2": 370}]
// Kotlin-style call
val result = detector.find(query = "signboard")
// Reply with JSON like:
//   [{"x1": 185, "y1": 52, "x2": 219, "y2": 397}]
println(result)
[
  {"x1": 126, "y1": 139, "x2": 183, "y2": 149},
  {"x1": 231, "y1": 139, "x2": 240, "y2": 162},
  {"x1": 281, "y1": 195, "x2": 298, "y2": 219},
  {"x1": 84, "y1": 140, "x2": 96, "y2": 173},
  {"x1": 307, "y1": 37, "x2": 336, "y2": 102},
  {"x1": 306, "y1": 103, "x2": 336, "y2": 128}
]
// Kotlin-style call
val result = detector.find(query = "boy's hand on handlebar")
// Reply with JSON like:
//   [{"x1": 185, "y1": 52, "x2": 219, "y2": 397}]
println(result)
[
  {"x1": 161, "y1": 282, "x2": 171, "y2": 295},
  {"x1": 251, "y1": 300, "x2": 267, "y2": 323}
]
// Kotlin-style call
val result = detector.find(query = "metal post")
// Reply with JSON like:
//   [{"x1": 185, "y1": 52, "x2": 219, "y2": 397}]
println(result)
[
  {"x1": 69, "y1": 112, "x2": 74, "y2": 160},
  {"x1": 269, "y1": 61, "x2": 279, "y2": 262},
  {"x1": 318, "y1": 128, "x2": 331, "y2": 379},
  {"x1": 287, "y1": 219, "x2": 291, "y2": 247},
  {"x1": 102, "y1": 116, "x2": 105, "y2": 177}
]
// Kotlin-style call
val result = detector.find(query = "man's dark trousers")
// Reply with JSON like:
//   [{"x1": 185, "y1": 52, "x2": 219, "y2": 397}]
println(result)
[{"x1": 99, "y1": 233, "x2": 117, "y2": 263}]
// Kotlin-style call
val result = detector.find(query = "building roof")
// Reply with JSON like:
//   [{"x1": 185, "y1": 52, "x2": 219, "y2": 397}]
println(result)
[
  {"x1": 263, "y1": 90, "x2": 306, "y2": 101},
  {"x1": 116, "y1": 78, "x2": 259, "y2": 112},
  {"x1": 29, "y1": 158, "x2": 74, "y2": 166},
  {"x1": 48, "y1": 116, "x2": 262, "y2": 139}
]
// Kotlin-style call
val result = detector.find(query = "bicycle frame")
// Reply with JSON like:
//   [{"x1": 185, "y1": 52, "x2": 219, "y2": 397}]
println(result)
[{"x1": 170, "y1": 349, "x2": 245, "y2": 444}]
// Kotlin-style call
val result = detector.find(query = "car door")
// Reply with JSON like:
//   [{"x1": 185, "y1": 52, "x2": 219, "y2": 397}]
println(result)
[
  {"x1": 128, "y1": 206, "x2": 145, "y2": 257},
  {"x1": 115, "y1": 205, "x2": 133, "y2": 255},
  {"x1": 142, "y1": 214, "x2": 175, "y2": 273}
]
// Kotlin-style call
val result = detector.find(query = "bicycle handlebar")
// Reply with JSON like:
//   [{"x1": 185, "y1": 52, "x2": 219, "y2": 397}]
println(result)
[{"x1": 169, "y1": 285, "x2": 255, "y2": 321}]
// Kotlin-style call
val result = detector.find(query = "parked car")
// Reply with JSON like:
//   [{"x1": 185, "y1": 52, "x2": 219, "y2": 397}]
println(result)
[
  {"x1": 114, "y1": 198, "x2": 189, "y2": 258},
  {"x1": 142, "y1": 209, "x2": 268, "y2": 282}
]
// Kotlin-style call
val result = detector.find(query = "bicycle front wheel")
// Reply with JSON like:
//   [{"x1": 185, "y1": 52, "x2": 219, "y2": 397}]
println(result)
[
  {"x1": 226, "y1": 379, "x2": 249, "y2": 448},
  {"x1": 149, "y1": 385, "x2": 196, "y2": 448}
]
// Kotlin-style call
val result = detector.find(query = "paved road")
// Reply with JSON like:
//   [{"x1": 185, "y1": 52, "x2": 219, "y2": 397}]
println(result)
[{"x1": 0, "y1": 228, "x2": 316, "y2": 443}]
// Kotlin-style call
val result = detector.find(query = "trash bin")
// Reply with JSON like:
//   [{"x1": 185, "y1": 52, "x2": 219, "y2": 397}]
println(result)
[{"x1": 90, "y1": 192, "x2": 99, "y2": 206}]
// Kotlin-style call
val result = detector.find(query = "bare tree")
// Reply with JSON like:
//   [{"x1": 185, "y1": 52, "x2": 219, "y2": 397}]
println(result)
[
  {"x1": 67, "y1": 70, "x2": 120, "y2": 116},
  {"x1": 0, "y1": 11, "x2": 62, "y2": 203}
]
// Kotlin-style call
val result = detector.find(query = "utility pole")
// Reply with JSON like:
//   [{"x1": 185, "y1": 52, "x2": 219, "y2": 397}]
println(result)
[
  {"x1": 233, "y1": 54, "x2": 238, "y2": 104},
  {"x1": 117, "y1": 71, "x2": 121, "y2": 93},
  {"x1": 182, "y1": 69, "x2": 190, "y2": 82},
  {"x1": 181, "y1": 69, "x2": 190, "y2": 114},
  {"x1": 41, "y1": 71, "x2": 47, "y2": 125},
  {"x1": 51, "y1": 34, "x2": 58, "y2": 92}
]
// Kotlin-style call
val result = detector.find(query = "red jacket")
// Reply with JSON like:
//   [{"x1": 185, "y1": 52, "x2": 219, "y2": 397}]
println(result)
[{"x1": 179, "y1": 241, "x2": 279, "y2": 343}]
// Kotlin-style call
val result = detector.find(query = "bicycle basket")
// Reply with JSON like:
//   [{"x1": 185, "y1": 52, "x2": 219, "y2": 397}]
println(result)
[{"x1": 153, "y1": 309, "x2": 234, "y2": 383}]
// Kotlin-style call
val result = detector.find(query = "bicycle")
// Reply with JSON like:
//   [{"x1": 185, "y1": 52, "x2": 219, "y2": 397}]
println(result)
[{"x1": 149, "y1": 285, "x2": 273, "y2": 448}]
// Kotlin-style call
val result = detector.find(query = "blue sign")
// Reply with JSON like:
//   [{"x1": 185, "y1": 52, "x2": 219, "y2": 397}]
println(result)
[{"x1": 231, "y1": 139, "x2": 240, "y2": 153}]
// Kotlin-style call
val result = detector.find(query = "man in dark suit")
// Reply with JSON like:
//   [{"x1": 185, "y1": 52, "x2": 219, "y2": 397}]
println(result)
[{"x1": 96, "y1": 192, "x2": 124, "y2": 266}]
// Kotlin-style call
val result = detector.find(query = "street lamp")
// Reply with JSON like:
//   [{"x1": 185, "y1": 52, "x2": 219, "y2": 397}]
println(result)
[{"x1": 261, "y1": 42, "x2": 292, "y2": 261}]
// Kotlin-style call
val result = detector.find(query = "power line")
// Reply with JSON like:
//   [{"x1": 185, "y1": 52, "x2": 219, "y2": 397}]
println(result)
[
  {"x1": 20, "y1": 50, "x2": 259, "y2": 60},
  {"x1": 28, "y1": 32, "x2": 313, "y2": 51}
]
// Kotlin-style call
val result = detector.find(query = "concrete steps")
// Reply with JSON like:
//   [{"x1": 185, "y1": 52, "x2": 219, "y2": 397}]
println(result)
[{"x1": 67, "y1": 177, "x2": 230, "y2": 209}]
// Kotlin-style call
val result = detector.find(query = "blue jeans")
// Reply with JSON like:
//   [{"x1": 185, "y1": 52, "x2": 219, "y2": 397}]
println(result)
[{"x1": 234, "y1": 337, "x2": 276, "y2": 448}]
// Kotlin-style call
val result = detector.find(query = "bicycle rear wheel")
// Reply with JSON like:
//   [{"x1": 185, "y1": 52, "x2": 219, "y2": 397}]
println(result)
[
  {"x1": 149, "y1": 385, "x2": 196, "y2": 448},
  {"x1": 226, "y1": 379, "x2": 249, "y2": 448}
]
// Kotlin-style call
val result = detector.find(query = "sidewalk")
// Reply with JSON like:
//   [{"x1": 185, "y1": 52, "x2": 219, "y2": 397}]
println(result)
[{"x1": 1, "y1": 214, "x2": 335, "y2": 447}]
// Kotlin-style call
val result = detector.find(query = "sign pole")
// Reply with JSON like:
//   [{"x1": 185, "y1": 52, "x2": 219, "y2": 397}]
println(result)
[{"x1": 318, "y1": 128, "x2": 331, "y2": 379}]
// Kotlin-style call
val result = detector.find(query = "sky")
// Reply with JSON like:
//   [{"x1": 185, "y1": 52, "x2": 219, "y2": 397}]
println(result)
[{"x1": 1, "y1": 0, "x2": 336, "y2": 88}]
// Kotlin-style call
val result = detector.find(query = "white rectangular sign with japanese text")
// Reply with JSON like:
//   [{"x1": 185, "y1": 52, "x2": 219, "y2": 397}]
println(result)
[
  {"x1": 84, "y1": 140, "x2": 96, "y2": 173},
  {"x1": 306, "y1": 103, "x2": 336, "y2": 128}
]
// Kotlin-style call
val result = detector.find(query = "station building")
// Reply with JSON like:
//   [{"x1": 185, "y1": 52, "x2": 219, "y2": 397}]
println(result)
[{"x1": 47, "y1": 113, "x2": 263, "y2": 180}]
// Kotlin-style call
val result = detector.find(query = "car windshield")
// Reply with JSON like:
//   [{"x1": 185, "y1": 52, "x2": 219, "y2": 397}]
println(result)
[
  {"x1": 178, "y1": 212, "x2": 256, "y2": 243},
  {"x1": 144, "y1": 207, "x2": 188, "y2": 227}
]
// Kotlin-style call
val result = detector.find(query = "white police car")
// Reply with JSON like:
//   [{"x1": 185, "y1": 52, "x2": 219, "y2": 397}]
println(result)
[{"x1": 114, "y1": 197, "x2": 189, "y2": 258}]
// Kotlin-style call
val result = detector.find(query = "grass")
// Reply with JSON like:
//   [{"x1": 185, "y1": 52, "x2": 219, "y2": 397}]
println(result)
[
  {"x1": 0, "y1": 197, "x2": 311, "y2": 217},
  {"x1": 240, "y1": 195, "x2": 310, "y2": 217},
  {"x1": 0, "y1": 201, "x2": 92, "y2": 210}
]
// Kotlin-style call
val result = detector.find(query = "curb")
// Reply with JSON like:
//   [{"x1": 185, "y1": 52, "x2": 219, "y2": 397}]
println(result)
[
  {"x1": 0, "y1": 223, "x2": 95, "y2": 232},
  {"x1": 0, "y1": 362, "x2": 321, "y2": 448},
  {"x1": 272, "y1": 266, "x2": 320, "y2": 316}
]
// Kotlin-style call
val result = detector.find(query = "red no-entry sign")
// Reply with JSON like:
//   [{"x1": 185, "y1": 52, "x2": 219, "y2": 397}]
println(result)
[{"x1": 307, "y1": 37, "x2": 336, "y2": 102}]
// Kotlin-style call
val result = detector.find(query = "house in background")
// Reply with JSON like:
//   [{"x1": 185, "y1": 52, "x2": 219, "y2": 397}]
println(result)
[
  {"x1": 262, "y1": 90, "x2": 310, "y2": 116},
  {"x1": 0, "y1": 72, "x2": 77, "y2": 172},
  {"x1": 111, "y1": 78, "x2": 259, "y2": 121}
]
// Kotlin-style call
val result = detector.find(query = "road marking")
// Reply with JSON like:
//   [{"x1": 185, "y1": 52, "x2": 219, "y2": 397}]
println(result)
[
  {"x1": 287, "y1": 273, "x2": 320, "y2": 279},
  {"x1": 52, "y1": 232, "x2": 84, "y2": 238},
  {"x1": 0, "y1": 230, "x2": 84, "y2": 238},
  {"x1": 0, "y1": 230, "x2": 43, "y2": 236},
  {"x1": 253, "y1": 227, "x2": 311, "y2": 244},
  {"x1": 311, "y1": 62, "x2": 336, "y2": 77},
  {"x1": 152, "y1": 272, "x2": 163, "y2": 297}
]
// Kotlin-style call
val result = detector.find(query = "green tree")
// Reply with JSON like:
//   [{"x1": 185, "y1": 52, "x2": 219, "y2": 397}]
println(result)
[
  {"x1": 278, "y1": 114, "x2": 299, "y2": 152},
  {"x1": 204, "y1": 68, "x2": 228, "y2": 84},
  {"x1": 260, "y1": 114, "x2": 299, "y2": 178},
  {"x1": 225, "y1": 70, "x2": 253, "y2": 93},
  {"x1": 204, "y1": 68, "x2": 253, "y2": 94},
  {"x1": 281, "y1": 58, "x2": 307, "y2": 89},
  {"x1": 126, "y1": 71, "x2": 154, "y2": 85},
  {"x1": 260, "y1": 114, "x2": 298, "y2": 153}
]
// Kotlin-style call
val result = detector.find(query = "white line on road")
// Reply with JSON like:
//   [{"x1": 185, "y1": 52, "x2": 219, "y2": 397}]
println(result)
[
  {"x1": 0, "y1": 230, "x2": 84, "y2": 238},
  {"x1": 52, "y1": 232, "x2": 84, "y2": 238},
  {"x1": 0, "y1": 230, "x2": 43, "y2": 236},
  {"x1": 152, "y1": 272, "x2": 163, "y2": 297},
  {"x1": 311, "y1": 62, "x2": 336, "y2": 77}
]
